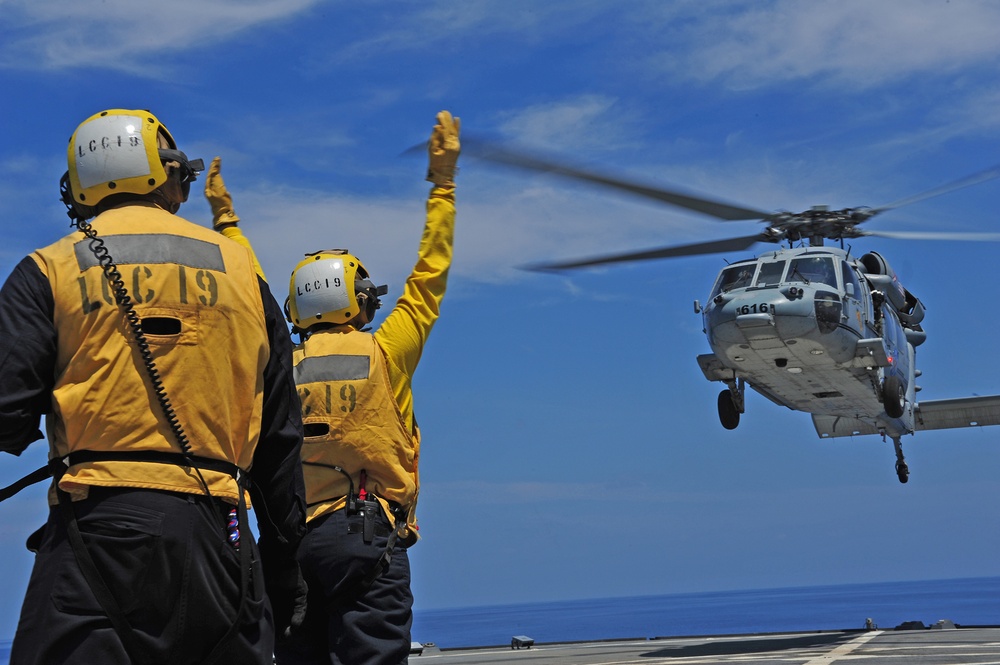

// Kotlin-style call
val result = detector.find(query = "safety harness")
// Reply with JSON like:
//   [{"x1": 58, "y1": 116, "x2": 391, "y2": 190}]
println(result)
[{"x1": 0, "y1": 450, "x2": 249, "y2": 502}]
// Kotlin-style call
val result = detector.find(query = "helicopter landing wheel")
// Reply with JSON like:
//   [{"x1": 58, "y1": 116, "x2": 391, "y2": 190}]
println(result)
[
  {"x1": 882, "y1": 375, "x2": 905, "y2": 419},
  {"x1": 718, "y1": 390, "x2": 740, "y2": 430}
]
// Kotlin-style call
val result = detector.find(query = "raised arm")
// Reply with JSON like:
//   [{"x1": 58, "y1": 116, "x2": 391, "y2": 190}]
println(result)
[
  {"x1": 204, "y1": 157, "x2": 268, "y2": 281},
  {"x1": 375, "y1": 111, "x2": 460, "y2": 429}
]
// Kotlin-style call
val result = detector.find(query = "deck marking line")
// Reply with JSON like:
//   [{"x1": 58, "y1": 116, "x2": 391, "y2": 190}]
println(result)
[{"x1": 801, "y1": 631, "x2": 882, "y2": 665}]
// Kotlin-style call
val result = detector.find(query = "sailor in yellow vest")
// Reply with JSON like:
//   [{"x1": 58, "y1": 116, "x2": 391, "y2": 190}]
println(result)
[
  {"x1": 0, "y1": 109, "x2": 307, "y2": 665},
  {"x1": 204, "y1": 111, "x2": 459, "y2": 665}
]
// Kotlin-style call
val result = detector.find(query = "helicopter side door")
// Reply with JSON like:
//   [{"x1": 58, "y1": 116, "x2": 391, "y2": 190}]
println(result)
[{"x1": 840, "y1": 260, "x2": 867, "y2": 335}]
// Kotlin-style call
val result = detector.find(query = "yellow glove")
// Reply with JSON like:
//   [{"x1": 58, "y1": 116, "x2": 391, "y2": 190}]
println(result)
[
  {"x1": 426, "y1": 111, "x2": 460, "y2": 186},
  {"x1": 204, "y1": 156, "x2": 240, "y2": 228}
]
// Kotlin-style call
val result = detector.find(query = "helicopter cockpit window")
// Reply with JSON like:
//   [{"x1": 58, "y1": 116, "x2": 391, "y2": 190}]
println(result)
[
  {"x1": 711, "y1": 264, "x2": 755, "y2": 298},
  {"x1": 787, "y1": 257, "x2": 837, "y2": 288},
  {"x1": 754, "y1": 261, "x2": 786, "y2": 287}
]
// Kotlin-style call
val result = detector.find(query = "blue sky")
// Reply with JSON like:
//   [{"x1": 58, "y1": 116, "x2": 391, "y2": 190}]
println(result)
[{"x1": 3, "y1": 0, "x2": 1000, "y2": 640}]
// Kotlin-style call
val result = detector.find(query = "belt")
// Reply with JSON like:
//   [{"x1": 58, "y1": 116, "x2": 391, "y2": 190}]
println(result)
[
  {"x1": 1, "y1": 450, "x2": 251, "y2": 505},
  {"x1": 51, "y1": 450, "x2": 252, "y2": 488},
  {"x1": 370, "y1": 494, "x2": 407, "y2": 521},
  {"x1": 347, "y1": 520, "x2": 391, "y2": 537},
  {"x1": 310, "y1": 494, "x2": 407, "y2": 519}
]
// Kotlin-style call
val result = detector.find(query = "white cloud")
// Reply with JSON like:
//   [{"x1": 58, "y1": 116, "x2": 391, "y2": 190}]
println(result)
[
  {"x1": 0, "y1": 0, "x2": 322, "y2": 72},
  {"x1": 7, "y1": 0, "x2": 1000, "y2": 91},
  {"x1": 183, "y1": 171, "x2": 703, "y2": 296},
  {"x1": 189, "y1": 186, "x2": 428, "y2": 292},
  {"x1": 868, "y1": 84, "x2": 1000, "y2": 157},
  {"x1": 320, "y1": 0, "x2": 611, "y2": 65},
  {"x1": 491, "y1": 95, "x2": 641, "y2": 154},
  {"x1": 649, "y1": 0, "x2": 1000, "y2": 90}
]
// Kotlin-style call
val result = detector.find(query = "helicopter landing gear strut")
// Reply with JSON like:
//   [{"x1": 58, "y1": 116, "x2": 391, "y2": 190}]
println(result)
[
  {"x1": 718, "y1": 379, "x2": 745, "y2": 430},
  {"x1": 892, "y1": 436, "x2": 909, "y2": 483}
]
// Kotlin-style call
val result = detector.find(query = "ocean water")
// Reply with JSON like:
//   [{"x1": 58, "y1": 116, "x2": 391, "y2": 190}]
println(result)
[
  {"x1": 412, "y1": 576, "x2": 1000, "y2": 648},
  {"x1": 1, "y1": 576, "x2": 996, "y2": 661}
]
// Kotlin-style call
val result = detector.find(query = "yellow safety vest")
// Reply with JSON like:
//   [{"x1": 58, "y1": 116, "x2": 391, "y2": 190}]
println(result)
[
  {"x1": 294, "y1": 327, "x2": 417, "y2": 526},
  {"x1": 218, "y1": 184, "x2": 453, "y2": 541},
  {"x1": 31, "y1": 203, "x2": 269, "y2": 504}
]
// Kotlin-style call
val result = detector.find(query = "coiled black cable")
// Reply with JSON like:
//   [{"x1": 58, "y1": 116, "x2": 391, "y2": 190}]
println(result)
[{"x1": 76, "y1": 218, "x2": 213, "y2": 500}]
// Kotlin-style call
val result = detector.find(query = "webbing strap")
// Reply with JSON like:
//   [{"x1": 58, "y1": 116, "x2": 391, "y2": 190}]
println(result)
[
  {"x1": 361, "y1": 521, "x2": 408, "y2": 588},
  {"x1": 0, "y1": 465, "x2": 50, "y2": 503},
  {"x1": 0, "y1": 451, "x2": 252, "y2": 505},
  {"x1": 53, "y1": 450, "x2": 252, "y2": 488}
]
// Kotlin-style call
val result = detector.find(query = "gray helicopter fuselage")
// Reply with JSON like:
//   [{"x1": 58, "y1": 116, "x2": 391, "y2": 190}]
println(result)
[
  {"x1": 698, "y1": 245, "x2": 917, "y2": 436},
  {"x1": 470, "y1": 138, "x2": 1000, "y2": 482}
]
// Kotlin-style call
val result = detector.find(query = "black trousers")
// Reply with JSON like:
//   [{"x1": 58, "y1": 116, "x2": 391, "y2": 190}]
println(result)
[
  {"x1": 274, "y1": 508, "x2": 412, "y2": 665},
  {"x1": 10, "y1": 487, "x2": 272, "y2": 665}
]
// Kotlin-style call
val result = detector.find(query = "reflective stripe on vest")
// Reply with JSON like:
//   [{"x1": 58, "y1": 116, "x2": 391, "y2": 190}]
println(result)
[
  {"x1": 294, "y1": 354, "x2": 370, "y2": 384},
  {"x1": 74, "y1": 234, "x2": 226, "y2": 272}
]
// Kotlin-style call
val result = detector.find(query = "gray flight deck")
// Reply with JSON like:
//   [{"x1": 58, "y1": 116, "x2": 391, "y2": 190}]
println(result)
[{"x1": 410, "y1": 627, "x2": 1000, "y2": 664}]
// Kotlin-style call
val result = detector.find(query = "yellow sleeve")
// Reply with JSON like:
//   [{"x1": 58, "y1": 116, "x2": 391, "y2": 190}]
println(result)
[
  {"x1": 374, "y1": 185, "x2": 455, "y2": 432},
  {"x1": 219, "y1": 226, "x2": 267, "y2": 282}
]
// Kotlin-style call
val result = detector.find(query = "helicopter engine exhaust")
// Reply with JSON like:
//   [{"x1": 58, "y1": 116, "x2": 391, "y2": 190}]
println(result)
[{"x1": 858, "y1": 252, "x2": 925, "y2": 325}]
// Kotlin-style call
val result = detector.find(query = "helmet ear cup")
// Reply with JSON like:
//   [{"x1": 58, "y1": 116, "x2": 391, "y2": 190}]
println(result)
[
  {"x1": 59, "y1": 171, "x2": 97, "y2": 225},
  {"x1": 158, "y1": 148, "x2": 204, "y2": 203},
  {"x1": 355, "y1": 291, "x2": 369, "y2": 323},
  {"x1": 355, "y1": 291, "x2": 379, "y2": 324},
  {"x1": 363, "y1": 290, "x2": 379, "y2": 322},
  {"x1": 353, "y1": 283, "x2": 384, "y2": 325}
]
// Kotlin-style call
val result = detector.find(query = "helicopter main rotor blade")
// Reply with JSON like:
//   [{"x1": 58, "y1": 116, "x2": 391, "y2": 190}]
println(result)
[
  {"x1": 862, "y1": 229, "x2": 1000, "y2": 241},
  {"x1": 524, "y1": 233, "x2": 767, "y2": 271},
  {"x1": 871, "y1": 163, "x2": 1000, "y2": 215},
  {"x1": 463, "y1": 139, "x2": 773, "y2": 222}
]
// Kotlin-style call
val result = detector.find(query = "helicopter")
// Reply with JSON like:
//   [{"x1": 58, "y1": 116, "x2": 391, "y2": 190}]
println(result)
[{"x1": 464, "y1": 141, "x2": 1000, "y2": 483}]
